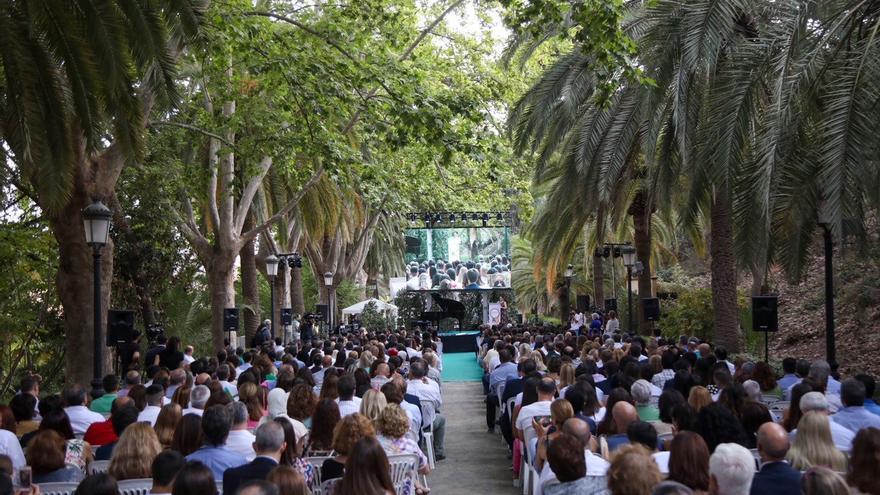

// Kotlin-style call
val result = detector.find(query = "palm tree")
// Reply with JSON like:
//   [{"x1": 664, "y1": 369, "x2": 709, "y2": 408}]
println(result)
[{"x1": 0, "y1": 0, "x2": 204, "y2": 385}]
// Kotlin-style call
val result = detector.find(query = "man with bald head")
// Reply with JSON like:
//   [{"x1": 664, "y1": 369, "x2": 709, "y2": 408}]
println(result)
[
  {"x1": 605, "y1": 401, "x2": 639, "y2": 454},
  {"x1": 537, "y1": 417, "x2": 609, "y2": 489},
  {"x1": 749, "y1": 422, "x2": 801, "y2": 495}
]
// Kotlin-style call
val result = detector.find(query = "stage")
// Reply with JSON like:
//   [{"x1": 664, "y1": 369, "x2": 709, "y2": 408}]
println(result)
[{"x1": 439, "y1": 330, "x2": 480, "y2": 354}]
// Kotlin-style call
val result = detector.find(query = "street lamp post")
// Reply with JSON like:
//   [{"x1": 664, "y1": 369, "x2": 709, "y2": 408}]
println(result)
[
  {"x1": 82, "y1": 200, "x2": 112, "y2": 396},
  {"x1": 324, "y1": 272, "x2": 334, "y2": 334},
  {"x1": 265, "y1": 254, "x2": 279, "y2": 341},
  {"x1": 818, "y1": 207, "x2": 836, "y2": 370},
  {"x1": 561, "y1": 264, "x2": 574, "y2": 324},
  {"x1": 621, "y1": 245, "x2": 636, "y2": 333}
]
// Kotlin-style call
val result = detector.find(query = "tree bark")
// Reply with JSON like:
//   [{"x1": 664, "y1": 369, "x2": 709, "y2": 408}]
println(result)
[
  {"x1": 558, "y1": 284, "x2": 571, "y2": 326},
  {"x1": 207, "y1": 260, "x2": 236, "y2": 351},
  {"x1": 290, "y1": 265, "x2": 305, "y2": 315},
  {"x1": 630, "y1": 191, "x2": 653, "y2": 335},
  {"x1": 589, "y1": 225, "x2": 605, "y2": 310},
  {"x1": 711, "y1": 188, "x2": 742, "y2": 352},
  {"x1": 240, "y1": 233, "x2": 260, "y2": 344}
]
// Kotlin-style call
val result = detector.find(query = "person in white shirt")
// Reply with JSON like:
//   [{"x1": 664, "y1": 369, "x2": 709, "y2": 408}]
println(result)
[
  {"x1": 182, "y1": 385, "x2": 210, "y2": 417},
  {"x1": 336, "y1": 375, "x2": 362, "y2": 417},
  {"x1": 137, "y1": 385, "x2": 165, "y2": 426},
  {"x1": 183, "y1": 346, "x2": 196, "y2": 365},
  {"x1": 216, "y1": 365, "x2": 238, "y2": 398},
  {"x1": 515, "y1": 377, "x2": 556, "y2": 444},
  {"x1": 538, "y1": 417, "x2": 609, "y2": 487},
  {"x1": 224, "y1": 402, "x2": 256, "y2": 461},
  {"x1": 371, "y1": 363, "x2": 392, "y2": 390},
  {"x1": 62, "y1": 384, "x2": 105, "y2": 435},
  {"x1": 407, "y1": 361, "x2": 446, "y2": 460},
  {"x1": 148, "y1": 449, "x2": 185, "y2": 495},
  {"x1": 0, "y1": 428, "x2": 26, "y2": 474}
]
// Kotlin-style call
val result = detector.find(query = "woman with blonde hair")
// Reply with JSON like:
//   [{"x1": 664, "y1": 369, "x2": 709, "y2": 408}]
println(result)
[
  {"x1": 611, "y1": 347, "x2": 626, "y2": 363},
  {"x1": 518, "y1": 343, "x2": 532, "y2": 362},
  {"x1": 109, "y1": 422, "x2": 163, "y2": 481},
  {"x1": 558, "y1": 363, "x2": 576, "y2": 392},
  {"x1": 530, "y1": 351, "x2": 547, "y2": 372},
  {"x1": 787, "y1": 411, "x2": 848, "y2": 472},
  {"x1": 154, "y1": 403, "x2": 183, "y2": 449},
  {"x1": 688, "y1": 386, "x2": 713, "y2": 413},
  {"x1": 358, "y1": 351, "x2": 375, "y2": 371},
  {"x1": 607, "y1": 444, "x2": 664, "y2": 495},
  {"x1": 238, "y1": 382, "x2": 267, "y2": 429},
  {"x1": 802, "y1": 467, "x2": 851, "y2": 495},
  {"x1": 359, "y1": 389, "x2": 387, "y2": 425}
]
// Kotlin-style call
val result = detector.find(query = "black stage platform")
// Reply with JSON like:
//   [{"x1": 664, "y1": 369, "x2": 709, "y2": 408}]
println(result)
[{"x1": 439, "y1": 331, "x2": 480, "y2": 354}]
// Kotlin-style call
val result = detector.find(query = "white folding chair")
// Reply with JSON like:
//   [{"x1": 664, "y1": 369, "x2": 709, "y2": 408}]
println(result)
[
  {"x1": 88, "y1": 459, "x2": 111, "y2": 474},
  {"x1": 304, "y1": 456, "x2": 332, "y2": 493},
  {"x1": 37, "y1": 482, "x2": 80, "y2": 495},
  {"x1": 117, "y1": 478, "x2": 153, "y2": 495},
  {"x1": 388, "y1": 453, "x2": 419, "y2": 495},
  {"x1": 419, "y1": 400, "x2": 437, "y2": 469}
]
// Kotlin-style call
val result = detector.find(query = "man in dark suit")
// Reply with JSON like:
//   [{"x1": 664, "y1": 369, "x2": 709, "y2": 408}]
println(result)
[
  {"x1": 749, "y1": 422, "x2": 801, "y2": 495},
  {"x1": 222, "y1": 421, "x2": 286, "y2": 495}
]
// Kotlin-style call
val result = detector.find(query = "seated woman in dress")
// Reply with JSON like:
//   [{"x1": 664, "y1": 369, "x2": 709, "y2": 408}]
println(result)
[
  {"x1": 26, "y1": 430, "x2": 84, "y2": 484},
  {"x1": 376, "y1": 404, "x2": 430, "y2": 495}
]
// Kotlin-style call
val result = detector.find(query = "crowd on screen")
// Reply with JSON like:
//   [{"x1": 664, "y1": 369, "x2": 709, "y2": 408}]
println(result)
[
  {"x1": 0, "y1": 326, "x2": 448, "y2": 495},
  {"x1": 479, "y1": 320, "x2": 880, "y2": 495}
]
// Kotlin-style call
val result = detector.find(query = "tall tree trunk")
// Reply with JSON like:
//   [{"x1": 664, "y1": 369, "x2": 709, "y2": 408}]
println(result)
[
  {"x1": 711, "y1": 189, "x2": 742, "y2": 352},
  {"x1": 589, "y1": 225, "x2": 605, "y2": 310},
  {"x1": 240, "y1": 233, "x2": 260, "y2": 344},
  {"x1": 207, "y1": 261, "x2": 236, "y2": 352},
  {"x1": 558, "y1": 284, "x2": 571, "y2": 327},
  {"x1": 630, "y1": 191, "x2": 653, "y2": 335},
  {"x1": 51, "y1": 203, "x2": 113, "y2": 388},
  {"x1": 750, "y1": 264, "x2": 766, "y2": 296},
  {"x1": 290, "y1": 265, "x2": 305, "y2": 315}
]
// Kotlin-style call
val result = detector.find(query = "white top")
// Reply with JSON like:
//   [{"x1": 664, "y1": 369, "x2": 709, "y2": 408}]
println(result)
[
  {"x1": 337, "y1": 397, "x2": 363, "y2": 417},
  {"x1": 407, "y1": 379, "x2": 442, "y2": 407},
  {"x1": 182, "y1": 407, "x2": 204, "y2": 417},
  {"x1": 225, "y1": 429, "x2": 256, "y2": 462},
  {"x1": 400, "y1": 401, "x2": 422, "y2": 436},
  {"x1": 605, "y1": 319, "x2": 619, "y2": 335},
  {"x1": 220, "y1": 381, "x2": 239, "y2": 398},
  {"x1": 538, "y1": 450, "x2": 609, "y2": 487},
  {"x1": 274, "y1": 415, "x2": 309, "y2": 442},
  {"x1": 653, "y1": 451, "x2": 670, "y2": 474},
  {"x1": 0, "y1": 429, "x2": 25, "y2": 474},
  {"x1": 64, "y1": 405, "x2": 105, "y2": 435},
  {"x1": 137, "y1": 405, "x2": 162, "y2": 426},
  {"x1": 183, "y1": 354, "x2": 195, "y2": 364},
  {"x1": 515, "y1": 400, "x2": 552, "y2": 441}
]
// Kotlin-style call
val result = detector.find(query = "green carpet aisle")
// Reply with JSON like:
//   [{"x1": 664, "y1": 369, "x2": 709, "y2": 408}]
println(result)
[{"x1": 441, "y1": 352, "x2": 484, "y2": 382}]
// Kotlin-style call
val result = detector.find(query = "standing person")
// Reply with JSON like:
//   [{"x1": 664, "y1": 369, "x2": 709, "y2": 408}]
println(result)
[
  {"x1": 290, "y1": 314, "x2": 301, "y2": 343},
  {"x1": 300, "y1": 315, "x2": 314, "y2": 344},
  {"x1": 253, "y1": 320, "x2": 272, "y2": 348},
  {"x1": 604, "y1": 311, "x2": 620, "y2": 337},
  {"x1": 158, "y1": 336, "x2": 185, "y2": 370}
]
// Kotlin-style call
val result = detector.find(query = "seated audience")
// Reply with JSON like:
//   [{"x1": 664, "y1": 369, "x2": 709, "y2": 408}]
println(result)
[
  {"x1": 708, "y1": 443, "x2": 755, "y2": 495},
  {"x1": 63, "y1": 384, "x2": 105, "y2": 435},
  {"x1": 632, "y1": 380, "x2": 660, "y2": 421},
  {"x1": 696, "y1": 403, "x2": 749, "y2": 452},
  {"x1": 108, "y1": 422, "x2": 163, "y2": 481},
  {"x1": 359, "y1": 389, "x2": 387, "y2": 424},
  {"x1": 832, "y1": 378, "x2": 880, "y2": 434},
  {"x1": 801, "y1": 467, "x2": 851, "y2": 495},
  {"x1": 282, "y1": 384, "x2": 315, "y2": 440},
  {"x1": 10, "y1": 394, "x2": 38, "y2": 437},
  {"x1": 223, "y1": 421, "x2": 286, "y2": 495},
  {"x1": 627, "y1": 421, "x2": 667, "y2": 474},
  {"x1": 787, "y1": 411, "x2": 847, "y2": 472},
  {"x1": 321, "y1": 413, "x2": 375, "y2": 482},
  {"x1": 335, "y1": 436, "x2": 395, "y2": 495},
  {"x1": 750, "y1": 422, "x2": 800, "y2": 495},
  {"x1": 544, "y1": 433, "x2": 588, "y2": 495},
  {"x1": 183, "y1": 385, "x2": 210, "y2": 417},
  {"x1": 406, "y1": 361, "x2": 446, "y2": 460},
  {"x1": 171, "y1": 413, "x2": 204, "y2": 456},
  {"x1": 154, "y1": 403, "x2": 183, "y2": 449},
  {"x1": 272, "y1": 417, "x2": 315, "y2": 487},
  {"x1": 237, "y1": 480, "x2": 280, "y2": 495},
  {"x1": 847, "y1": 427, "x2": 880, "y2": 495},
  {"x1": 0, "y1": 428, "x2": 25, "y2": 473},
  {"x1": 91, "y1": 375, "x2": 120, "y2": 414},
  {"x1": 74, "y1": 472, "x2": 119, "y2": 495},
  {"x1": 305, "y1": 399, "x2": 340, "y2": 455},
  {"x1": 225, "y1": 402, "x2": 256, "y2": 461},
  {"x1": 26, "y1": 430, "x2": 83, "y2": 483},
  {"x1": 150, "y1": 450, "x2": 185, "y2": 495},
  {"x1": 138, "y1": 384, "x2": 165, "y2": 426},
  {"x1": 267, "y1": 465, "x2": 308, "y2": 495},
  {"x1": 172, "y1": 460, "x2": 218, "y2": 495},
  {"x1": 376, "y1": 404, "x2": 430, "y2": 491},
  {"x1": 667, "y1": 431, "x2": 709, "y2": 494},
  {"x1": 604, "y1": 401, "x2": 639, "y2": 455},
  {"x1": 29, "y1": 409, "x2": 92, "y2": 471},
  {"x1": 185, "y1": 405, "x2": 247, "y2": 479},
  {"x1": 85, "y1": 396, "x2": 135, "y2": 447},
  {"x1": 95, "y1": 403, "x2": 140, "y2": 460},
  {"x1": 607, "y1": 444, "x2": 663, "y2": 495}
]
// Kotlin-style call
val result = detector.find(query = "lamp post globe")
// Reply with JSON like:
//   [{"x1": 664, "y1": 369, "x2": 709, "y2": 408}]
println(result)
[{"x1": 82, "y1": 200, "x2": 112, "y2": 398}]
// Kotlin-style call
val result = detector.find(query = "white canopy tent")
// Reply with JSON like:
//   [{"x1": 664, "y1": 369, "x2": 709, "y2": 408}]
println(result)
[{"x1": 341, "y1": 298, "x2": 398, "y2": 316}]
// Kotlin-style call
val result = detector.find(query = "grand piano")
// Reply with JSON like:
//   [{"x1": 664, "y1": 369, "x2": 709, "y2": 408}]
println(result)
[{"x1": 420, "y1": 293, "x2": 466, "y2": 330}]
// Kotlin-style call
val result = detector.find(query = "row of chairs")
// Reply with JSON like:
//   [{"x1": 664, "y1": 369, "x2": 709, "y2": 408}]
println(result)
[
  {"x1": 39, "y1": 479, "x2": 224, "y2": 495},
  {"x1": 304, "y1": 453, "x2": 421, "y2": 495}
]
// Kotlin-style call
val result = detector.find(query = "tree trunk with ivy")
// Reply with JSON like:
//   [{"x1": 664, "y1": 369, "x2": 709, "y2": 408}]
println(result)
[{"x1": 711, "y1": 188, "x2": 742, "y2": 352}]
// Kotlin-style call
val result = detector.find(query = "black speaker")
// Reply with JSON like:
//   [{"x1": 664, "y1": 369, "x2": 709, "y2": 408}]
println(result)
[
  {"x1": 316, "y1": 304, "x2": 329, "y2": 322},
  {"x1": 280, "y1": 308, "x2": 293, "y2": 326},
  {"x1": 604, "y1": 298, "x2": 618, "y2": 312},
  {"x1": 576, "y1": 295, "x2": 590, "y2": 313},
  {"x1": 752, "y1": 296, "x2": 778, "y2": 332},
  {"x1": 223, "y1": 308, "x2": 239, "y2": 332},
  {"x1": 642, "y1": 297, "x2": 660, "y2": 321},
  {"x1": 107, "y1": 310, "x2": 135, "y2": 346}
]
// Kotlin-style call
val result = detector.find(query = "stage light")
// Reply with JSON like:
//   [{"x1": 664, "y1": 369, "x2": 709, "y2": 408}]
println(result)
[
  {"x1": 602, "y1": 246, "x2": 611, "y2": 258},
  {"x1": 449, "y1": 213, "x2": 456, "y2": 223},
  {"x1": 613, "y1": 246, "x2": 622, "y2": 258},
  {"x1": 496, "y1": 212, "x2": 503, "y2": 221},
  {"x1": 482, "y1": 213, "x2": 489, "y2": 227},
  {"x1": 471, "y1": 213, "x2": 478, "y2": 221}
]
